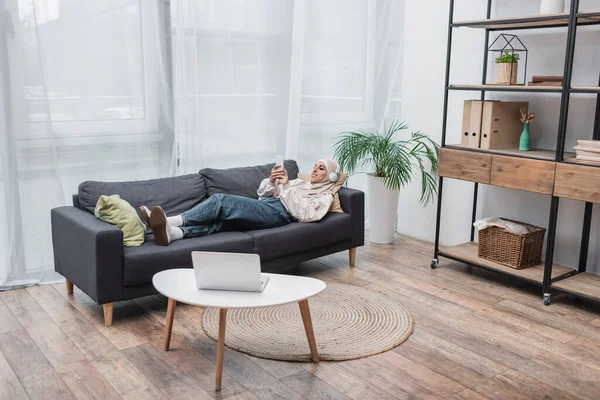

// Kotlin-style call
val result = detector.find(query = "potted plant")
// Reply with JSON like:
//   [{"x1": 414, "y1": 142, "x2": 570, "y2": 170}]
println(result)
[
  {"x1": 496, "y1": 51, "x2": 520, "y2": 85},
  {"x1": 333, "y1": 121, "x2": 439, "y2": 244}
]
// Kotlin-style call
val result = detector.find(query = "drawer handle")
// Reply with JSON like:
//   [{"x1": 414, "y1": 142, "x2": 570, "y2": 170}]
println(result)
[
  {"x1": 472, "y1": 132, "x2": 476, "y2": 136},
  {"x1": 464, "y1": 132, "x2": 468, "y2": 136},
  {"x1": 483, "y1": 134, "x2": 488, "y2": 138}
]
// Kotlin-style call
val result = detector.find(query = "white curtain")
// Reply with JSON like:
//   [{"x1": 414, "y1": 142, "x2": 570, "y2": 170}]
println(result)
[
  {"x1": 0, "y1": 0, "x2": 172, "y2": 288},
  {"x1": 170, "y1": 0, "x2": 405, "y2": 175},
  {"x1": 170, "y1": 0, "x2": 295, "y2": 174},
  {"x1": 0, "y1": 0, "x2": 404, "y2": 287},
  {"x1": 297, "y1": 0, "x2": 404, "y2": 175}
]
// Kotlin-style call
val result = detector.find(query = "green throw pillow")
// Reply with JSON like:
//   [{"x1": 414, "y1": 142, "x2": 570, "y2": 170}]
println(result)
[{"x1": 94, "y1": 195, "x2": 146, "y2": 247}]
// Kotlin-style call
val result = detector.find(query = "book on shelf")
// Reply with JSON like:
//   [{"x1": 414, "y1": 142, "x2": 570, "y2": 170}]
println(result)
[
  {"x1": 577, "y1": 140, "x2": 600, "y2": 149},
  {"x1": 527, "y1": 81, "x2": 562, "y2": 87},
  {"x1": 573, "y1": 145, "x2": 600, "y2": 154},
  {"x1": 575, "y1": 155, "x2": 600, "y2": 163},
  {"x1": 574, "y1": 149, "x2": 600, "y2": 157},
  {"x1": 532, "y1": 76, "x2": 563, "y2": 83}
]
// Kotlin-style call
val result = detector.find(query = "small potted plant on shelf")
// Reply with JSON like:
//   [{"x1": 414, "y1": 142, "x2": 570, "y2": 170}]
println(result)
[
  {"x1": 496, "y1": 51, "x2": 520, "y2": 85},
  {"x1": 519, "y1": 108, "x2": 536, "y2": 151},
  {"x1": 333, "y1": 121, "x2": 439, "y2": 244}
]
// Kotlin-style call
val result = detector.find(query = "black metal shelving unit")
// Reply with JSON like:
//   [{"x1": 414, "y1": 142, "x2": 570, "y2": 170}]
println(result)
[{"x1": 431, "y1": 0, "x2": 600, "y2": 306}]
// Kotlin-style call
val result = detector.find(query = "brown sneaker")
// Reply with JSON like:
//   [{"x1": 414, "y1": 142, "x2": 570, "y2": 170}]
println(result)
[
  {"x1": 149, "y1": 206, "x2": 170, "y2": 246},
  {"x1": 139, "y1": 206, "x2": 151, "y2": 225}
]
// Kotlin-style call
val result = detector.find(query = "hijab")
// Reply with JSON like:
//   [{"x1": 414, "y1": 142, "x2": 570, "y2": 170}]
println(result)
[
  {"x1": 318, "y1": 159, "x2": 339, "y2": 178},
  {"x1": 296, "y1": 159, "x2": 339, "y2": 198}
]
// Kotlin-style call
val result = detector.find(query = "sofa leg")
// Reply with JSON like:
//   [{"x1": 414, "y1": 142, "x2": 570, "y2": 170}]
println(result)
[
  {"x1": 349, "y1": 248, "x2": 356, "y2": 267},
  {"x1": 66, "y1": 280, "x2": 74, "y2": 295},
  {"x1": 103, "y1": 303, "x2": 114, "y2": 327}
]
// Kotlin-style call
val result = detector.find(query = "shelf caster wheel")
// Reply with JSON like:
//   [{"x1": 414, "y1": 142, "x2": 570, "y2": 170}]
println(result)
[
  {"x1": 543, "y1": 293, "x2": 551, "y2": 306},
  {"x1": 430, "y1": 259, "x2": 439, "y2": 269}
]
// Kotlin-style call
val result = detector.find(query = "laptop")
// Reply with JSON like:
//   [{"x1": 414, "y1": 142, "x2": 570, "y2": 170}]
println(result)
[{"x1": 191, "y1": 251, "x2": 270, "y2": 292}]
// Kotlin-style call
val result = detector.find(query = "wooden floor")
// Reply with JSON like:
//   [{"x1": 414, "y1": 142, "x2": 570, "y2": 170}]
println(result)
[{"x1": 2, "y1": 236, "x2": 600, "y2": 400}]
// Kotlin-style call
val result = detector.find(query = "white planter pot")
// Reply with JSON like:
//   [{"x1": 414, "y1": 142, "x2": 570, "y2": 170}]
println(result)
[
  {"x1": 367, "y1": 174, "x2": 400, "y2": 244},
  {"x1": 540, "y1": 0, "x2": 565, "y2": 14}
]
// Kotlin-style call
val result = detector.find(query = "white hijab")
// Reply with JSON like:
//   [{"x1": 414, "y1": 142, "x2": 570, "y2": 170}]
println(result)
[{"x1": 296, "y1": 159, "x2": 339, "y2": 198}]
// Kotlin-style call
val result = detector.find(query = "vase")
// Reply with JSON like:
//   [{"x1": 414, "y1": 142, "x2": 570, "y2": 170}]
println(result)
[
  {"x1": 540, "y1": 0, "x2": 565, "y2": 14},
  {"x1": 496, "y1": 62, "x2": 518, "y2": 85},
  {"x1": 367, "y1": 174, "x2": 400, "y2": 244},
  {"x1": 520, "y1": 123, "x2": 531, "y2": 151}
]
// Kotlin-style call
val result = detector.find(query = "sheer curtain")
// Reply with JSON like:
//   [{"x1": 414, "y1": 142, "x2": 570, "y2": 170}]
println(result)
[
  {"x1": 1, "y1": 0, "x2": 404, "y2": 288},
  {"x1": 169, "y1": 0, "x2": 295, "y2": 174},
  {"x1": 170, "y1": 0, "x2": 405, "y2": 175},
  {"x1": 0, "y1": 0, "x2": 172, "y2": 288}
]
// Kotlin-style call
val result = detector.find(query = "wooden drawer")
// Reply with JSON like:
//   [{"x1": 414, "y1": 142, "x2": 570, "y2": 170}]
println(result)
[
  {"x1": 438, "y1": 148, "x2": 492, "y2": 184},
  {"x1": 491, "y1": 155, "x2": 556, "y2": 195},
  {"x1": 554, "y1": 163, "x2": 600, "y2": 203}
]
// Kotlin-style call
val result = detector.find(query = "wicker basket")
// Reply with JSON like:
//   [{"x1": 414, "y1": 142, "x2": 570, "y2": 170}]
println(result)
[{"x1": 478, "y1": 218, "x2": 546, "y2": 269}]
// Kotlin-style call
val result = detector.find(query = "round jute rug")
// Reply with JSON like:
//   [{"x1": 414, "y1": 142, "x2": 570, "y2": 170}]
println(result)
[{"x1": 201, "y1": 283, "x2": 414, "y2": 361}]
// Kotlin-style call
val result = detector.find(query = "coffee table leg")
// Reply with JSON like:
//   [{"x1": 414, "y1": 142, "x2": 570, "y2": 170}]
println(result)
[
  {"x1": 164, "y1": 298, "x2": 176, "y2": 351},
  {"x1": 215, "y1": 308, "x2": 228, "y2": 391},
  {"x1": 298, "y1": 299, "x2": 319, "y2": 363}
]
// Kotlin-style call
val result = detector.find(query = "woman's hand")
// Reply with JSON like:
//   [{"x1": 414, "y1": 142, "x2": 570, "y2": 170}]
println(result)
[{"x1": 269, "y1": 166, "x2": 289, "y2": 185}]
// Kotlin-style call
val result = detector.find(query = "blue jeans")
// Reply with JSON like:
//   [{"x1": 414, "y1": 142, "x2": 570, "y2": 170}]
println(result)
[{"x1": 180, "y1": 193, "x2": 293, "y2": 238}]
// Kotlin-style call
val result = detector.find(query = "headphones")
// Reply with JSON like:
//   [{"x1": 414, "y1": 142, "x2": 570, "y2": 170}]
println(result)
[{"x1": 329, "y1": 165, "x2": 340, "y2": 183}]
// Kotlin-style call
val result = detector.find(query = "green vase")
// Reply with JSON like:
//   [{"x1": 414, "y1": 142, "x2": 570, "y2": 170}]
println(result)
[{"x1": 519, "y1": 123, "x2": 530, "y2": 151}]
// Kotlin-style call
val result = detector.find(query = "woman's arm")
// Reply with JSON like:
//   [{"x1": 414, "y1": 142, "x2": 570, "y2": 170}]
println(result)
[
  {"x1": 301, "y1": 194, "x2": 334, "y2": 222},
  {"x1": 257, "y1": 166, "x2": 290, "y2": 198},
  {"x1": 279, "y1": 190, "x2": 333, "y2": 222},
  {"x1": 257, "y1": 178, "x2": 278, "y2": 198}
]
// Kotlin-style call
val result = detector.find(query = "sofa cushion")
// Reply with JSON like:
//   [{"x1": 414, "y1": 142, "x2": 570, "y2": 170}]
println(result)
[
  {"x1": 123, "y1": 231, "x2": 253, "y2": 286},
  {"x1": 94, "y1": 195, "x2": 146, "y2": 247},
  {"x1": 200, "y1": 160, "x2": 299, "y2": 198},
  {"x1": 246, "y1": 212, "x2": 352, "y2": 261},
  {"x1": 78, "y1": 174, "x2": 207, "y2": 217}
]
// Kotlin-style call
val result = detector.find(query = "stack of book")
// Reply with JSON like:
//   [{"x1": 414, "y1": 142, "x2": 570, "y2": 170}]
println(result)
[
  {"x1": 574, "y1": 140, "x2": 600, "y2": 163},
  {"x1": 527, "y1": 76, "x2": 563, "y2": 87}
]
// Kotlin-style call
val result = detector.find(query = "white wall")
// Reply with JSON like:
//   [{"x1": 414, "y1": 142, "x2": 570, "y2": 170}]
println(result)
[{"x1": 398, "y1": 0, "x2": 600, "y2": 273}]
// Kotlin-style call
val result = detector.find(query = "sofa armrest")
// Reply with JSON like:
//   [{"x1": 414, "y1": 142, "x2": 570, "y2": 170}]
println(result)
[
  {"x1": 51, "y1": 206, "x2": 124, "y2": 304},
  {"x1": 338, "y1": 187, "x2": 365, "y2": 249}
]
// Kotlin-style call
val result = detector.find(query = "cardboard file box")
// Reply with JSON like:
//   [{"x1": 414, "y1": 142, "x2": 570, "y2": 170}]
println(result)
[
  {"x1": 480, "y1": 101, "x2": 529, "y2": 149},
  {"x1": 461, "y1": 100, "x2": 484, "y2": 148}
]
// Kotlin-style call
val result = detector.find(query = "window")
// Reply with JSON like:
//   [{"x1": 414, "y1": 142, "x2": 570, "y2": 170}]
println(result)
[
  {"x1": 16, "y1": 0, "x2": 161, "y2": 138},
  {"x1": 301, "y1": 0, "x2": 375, "y2": 125},
  {"x1": 169, "y1": 0, "x2": 294, "y2": 169},
  {"x1": 3, "y1": 0, "x2": 168, "y2": 276}
]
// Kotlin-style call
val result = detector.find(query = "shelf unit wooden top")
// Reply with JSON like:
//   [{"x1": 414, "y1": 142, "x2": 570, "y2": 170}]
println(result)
[
  {"x1": 449, "y1": 84, "x2": 600, "y2": 93},
  {"x1": 439, "y1": 242, "x2": 573, "y2": 284},
  {"x1": 453, "y1": 11, "x2": 600, "y2": 30},
  {"x1": 445, "y1": 144, "x2": 576, "y2": 162},
  {"x1": 553, "y1": 272, "x2": 600, "y2": 301},
  {"x1": 570, "y1": 86, "x2": 600, "y2": 93},
  {"x1": 449, "y1": 84, "x2": 563, "y2": 92}
]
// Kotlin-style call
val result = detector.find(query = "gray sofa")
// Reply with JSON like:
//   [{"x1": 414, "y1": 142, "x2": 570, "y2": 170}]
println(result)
[{"x1": 51, "y1": 160, "x2": 364, "y2": 326}]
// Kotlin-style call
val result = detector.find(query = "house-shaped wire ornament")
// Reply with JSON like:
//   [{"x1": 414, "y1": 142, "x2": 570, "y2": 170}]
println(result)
[{"x1": 488, "y1": 33, "x2": 528, "y2": 86}]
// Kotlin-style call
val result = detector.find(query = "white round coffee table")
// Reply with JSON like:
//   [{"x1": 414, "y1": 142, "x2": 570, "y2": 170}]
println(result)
[{"x1": 152, "y1": 269, "x2": 327, "y2": 391}]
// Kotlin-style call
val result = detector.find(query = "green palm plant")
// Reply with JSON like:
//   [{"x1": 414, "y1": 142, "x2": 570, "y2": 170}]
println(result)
[{"x1": 333, "y1": 120, "x2": 440, "y2": 205}]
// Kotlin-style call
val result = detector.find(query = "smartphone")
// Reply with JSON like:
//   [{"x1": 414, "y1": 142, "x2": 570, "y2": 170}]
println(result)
[{"x1": 275, "y1": 155, "x2": 284, "y2": 170}]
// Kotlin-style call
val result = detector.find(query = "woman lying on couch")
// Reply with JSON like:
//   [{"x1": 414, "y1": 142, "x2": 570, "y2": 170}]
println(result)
[{"x1": 140, "y1": 159, "x2": 340, "y2": 246}]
